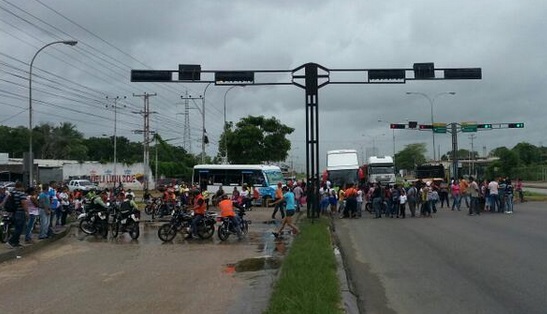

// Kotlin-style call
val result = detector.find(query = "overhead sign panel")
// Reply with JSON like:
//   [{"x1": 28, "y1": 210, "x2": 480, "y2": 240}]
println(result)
[
  {"x1": 444, "y1": 68, "x2": 482, "y2": 80},
  {"x1": 461, "y1": 122, "x2": 478, "y2": 132},
  {"x1": 215, "y1": 71, "x2": 254, "y2": 84},
  {"x1": 131, "y1": 70, "x2": 172, "y2": 82},
  {"x1": 368, "y1": 69, "x2": 405, "y2": 82}
]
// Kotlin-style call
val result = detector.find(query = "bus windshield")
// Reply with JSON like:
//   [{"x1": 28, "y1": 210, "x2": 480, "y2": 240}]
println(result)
[
  {"x1": 264, "y1": 170, "x2": 285, "y2": 185},
  {"x1": 369, "y1": 166, "x2": 394, "y2": 175}
]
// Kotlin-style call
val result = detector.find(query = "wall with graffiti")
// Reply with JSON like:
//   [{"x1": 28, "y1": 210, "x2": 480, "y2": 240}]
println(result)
[{"x1": 62, "y1": 162, "x2": 154, "y2": 190}]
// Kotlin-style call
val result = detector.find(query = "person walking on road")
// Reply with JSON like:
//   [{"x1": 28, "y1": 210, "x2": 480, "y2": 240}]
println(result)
[
  {"x1": 271, "y1": 186, "x2": 300, "y2": 238},
  {"x1": 504, "y1": 178, "x2": 514, "y2": 214},
  {"x1": 271, "y1": 182, "x2": 285, "y2": 220},
  {"x1": 38, "y1": 183, "x2": 52, "y2": 239}
]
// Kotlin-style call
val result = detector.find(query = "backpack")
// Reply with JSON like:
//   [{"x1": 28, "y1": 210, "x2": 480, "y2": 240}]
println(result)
[{"x1": 4, "y1": 194, "x2": 18, "y2": 212}]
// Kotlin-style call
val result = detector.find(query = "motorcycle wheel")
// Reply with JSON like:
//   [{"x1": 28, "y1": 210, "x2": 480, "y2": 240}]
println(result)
[
  {"x1": 158, "y1": 224, "x2": 177, "y2": 242},
  {"x1": 241, "y1": 220, "x2": 249, "y2": 235},
  {"x1": 365, "y1": 203, "x2": 372, "y2": 213},
  {"x1": 144, "y1": 205, "x2": 153, "y2": 215},
  {"x1": 197, "y1": 223, "x2": 214, "y2": 239},
  {"x1": 111, "y1": 222, "x2": 120, "y2": 238},
  {"x1": 217, "y1": 224, "x2": 230, "y2": 241},
  {"x1": 0, "y1": 223, "x2": 9, "y2": 243},
  {"x1": 128, "y1": 222, "x2": 140, "y2": 240},
  {"x1": 100, "y1": 222, "x2": 109, "y2": 239},
  {"x1": 79, "y1": 218, "x2": 97, "y2": 235}
]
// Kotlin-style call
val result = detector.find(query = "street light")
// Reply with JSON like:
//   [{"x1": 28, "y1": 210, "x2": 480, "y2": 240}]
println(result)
[
  {"x1": 223, "y1": 85, "x2": 244, "y2": 163},
  {"x1": 405, "y1": 91, "x2": 456, "y2": 161},
  {"x1": 28, "y1": 40, "x2": 77, "y2": 186}
]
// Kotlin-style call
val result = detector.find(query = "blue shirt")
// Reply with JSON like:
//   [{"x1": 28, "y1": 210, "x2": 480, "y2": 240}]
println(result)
[{"x1": 284, "y1": 191, "x2": 296, "y2": 211}]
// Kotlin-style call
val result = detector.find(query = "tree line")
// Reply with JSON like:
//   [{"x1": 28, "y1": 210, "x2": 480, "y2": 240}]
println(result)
[
  {"x1": 0, "y1": 115, "x2": 294, "y2": 181},
  {"x1": 394, "y1": 142, "x2": 547, "y2": 180}
]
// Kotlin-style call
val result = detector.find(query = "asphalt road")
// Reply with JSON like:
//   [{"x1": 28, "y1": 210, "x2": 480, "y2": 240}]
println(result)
[
  {"x1": 0, "y1": 209, "x2": 284, "y2": 314},
  {"x1": 335, "y1": 201, "x2": 547, "y2": 314}
]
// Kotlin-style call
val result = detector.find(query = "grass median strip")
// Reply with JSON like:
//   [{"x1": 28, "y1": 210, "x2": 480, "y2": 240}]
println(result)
[{"x1": 265, "y1": 216, "x2": 343, "y2": 314}]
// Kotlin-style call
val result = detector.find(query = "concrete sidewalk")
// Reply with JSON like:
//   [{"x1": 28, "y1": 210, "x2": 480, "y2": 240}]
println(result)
[{"x1": 0, "y1": 224, "x2": 71, "y2": 264}]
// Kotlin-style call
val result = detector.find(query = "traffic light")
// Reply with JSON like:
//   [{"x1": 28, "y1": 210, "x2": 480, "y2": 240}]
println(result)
[
  {"x1": 477, "y1": 124, "x2": 492, "y2": 129},
  {"x1": 419, "y1": 124, "x2": 433, "y2": 129},
  {"x1": 390, "y1": 123, "x2": 406, "y2": 129},
  {"x1": 508, "y1": 123, "x2": 524, "y2": 128},
  {"x1": 413, "y1": 63, "x2": 435, "y2": 79},
  {"x1": 179, "y1": 64, "x2": 201, "y2": 81}
]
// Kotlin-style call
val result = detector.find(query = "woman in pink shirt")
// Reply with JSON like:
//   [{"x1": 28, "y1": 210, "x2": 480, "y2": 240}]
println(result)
[{"x1": 450, "y1": 180, "x2": 461, "y2": 211}]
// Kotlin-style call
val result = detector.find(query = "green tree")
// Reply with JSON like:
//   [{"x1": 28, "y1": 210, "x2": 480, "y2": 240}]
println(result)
[
  {"x1": 220, "y1": 116, "x2": 294, "y2": 164},
  {"x1": 512, "y1": 142, "x2": 540, "y2": 165},
  {"x1": 443, "y1": 148, "x2": 478, "y2": 160},
  {"x1": 394, "y1": 143, "x2": 427, "y2": 170},
  {"x1": 486, "y1": 146, "x2": 520, "y2": 178}
]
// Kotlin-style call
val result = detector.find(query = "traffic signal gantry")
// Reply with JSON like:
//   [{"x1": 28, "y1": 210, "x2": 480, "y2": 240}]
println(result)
[
  {"x1": 131, "y1": 62, "x2": 481, "y2": 218},
  {"x1": 389, "y1": 121, "x2": 524, "y2": 178}
]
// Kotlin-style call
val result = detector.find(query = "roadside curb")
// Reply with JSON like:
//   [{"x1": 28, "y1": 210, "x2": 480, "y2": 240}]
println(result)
[
  {"x1": 331, "y1": 227, "x2": 360, "y2": 314},
  {"x1": 0, "y1": 224, "x2": 72, "y2": 264}
]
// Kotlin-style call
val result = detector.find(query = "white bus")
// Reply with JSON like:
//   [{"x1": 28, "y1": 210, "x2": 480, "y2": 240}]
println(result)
[{"x1": 192, "y1": 164, "x2": 285, "y2": 202}]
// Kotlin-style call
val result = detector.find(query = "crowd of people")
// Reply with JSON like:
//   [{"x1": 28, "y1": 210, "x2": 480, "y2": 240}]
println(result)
[
  {"x1": 0, "y1": 180, "x2": 144, "y2": 248},
  {"x1": 315, "y1": 176, "x2": 525, "y2": 220}
]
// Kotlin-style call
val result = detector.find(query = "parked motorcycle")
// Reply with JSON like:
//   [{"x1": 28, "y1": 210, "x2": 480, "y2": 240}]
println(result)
[
  {"x1": 110, "y1": 205, "x2": 140, "y2": 239},
  {"x1": 157, "y1": 209, "x2": 216, "y2": 242},
  {"x1": 78, "y1": 206, "x2": 110, "y2": 238},
  {"x1": 0, "y1": 212, "x2": 13, "y2": 243},
  {"x1": 217, "y1": 207, "x2": 251, "y2": 241}
]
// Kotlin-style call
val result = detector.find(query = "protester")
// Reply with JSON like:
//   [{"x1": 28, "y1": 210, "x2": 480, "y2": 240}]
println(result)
[
  {"x1": 6, "y1": 182, "x2": 28, "y2": 249},
  {"x1": 271, "y1": 186, "x2": 300, "y2": 238},
  {"x1": 24, "y1": 187, "x2": 40, "y2": 243}
]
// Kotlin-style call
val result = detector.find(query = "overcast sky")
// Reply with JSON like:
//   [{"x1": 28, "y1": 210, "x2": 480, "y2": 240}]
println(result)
[{"x1": 1, "y1": 0, "x2": 545, "y2": 171}]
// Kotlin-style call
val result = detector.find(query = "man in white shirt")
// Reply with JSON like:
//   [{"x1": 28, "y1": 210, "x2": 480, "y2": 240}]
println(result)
[{"x1": 488, "y1": 179, "x2": 499, "y2": 213}]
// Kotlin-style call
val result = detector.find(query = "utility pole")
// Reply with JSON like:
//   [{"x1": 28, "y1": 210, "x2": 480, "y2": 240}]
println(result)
[
  {"x1": 181, "y1": 90, "x2": 192, "y2": 153},
  {"x1": 105, "y1": 96, "x2": 126, "y2": 187},
  {"x1": 133, "y1": 92, "x2": 157, "y2": 190},
  {"x1": 181, "y1": 90, "x2": 209, "y2": 163},
  {"x1": 468, "y1": 134, "x2": 476, "y2": 177}
]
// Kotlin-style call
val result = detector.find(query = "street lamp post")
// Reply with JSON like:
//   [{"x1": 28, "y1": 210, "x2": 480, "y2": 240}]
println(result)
[
  {"x1": 223, "y1": 85, "x2": 243, "y2": 163},
  {"x1": 406, "y1": 91, "x2": 456, "y2": 161},
  {"x1": 28, "y1": 40, "x2": 77, "y2": 186}
]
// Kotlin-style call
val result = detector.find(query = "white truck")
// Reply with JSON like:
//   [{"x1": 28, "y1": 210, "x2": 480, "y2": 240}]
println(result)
[
  {"x1": 326, "y1": 149, "x2": 360, "y2": 188},
  {"x1": 366, "y1": 156, "x2": 396, "y2": 185}
]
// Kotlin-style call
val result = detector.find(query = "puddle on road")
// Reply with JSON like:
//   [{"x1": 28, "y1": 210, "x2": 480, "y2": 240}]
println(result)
[{"x1": 225, "y1": 256, "x2": 282, "y2": 273}]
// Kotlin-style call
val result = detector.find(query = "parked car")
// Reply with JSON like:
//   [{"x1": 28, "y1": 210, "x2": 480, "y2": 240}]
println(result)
[{"x1": 68, "y1": 179, "x2": 96, "y2": 192}]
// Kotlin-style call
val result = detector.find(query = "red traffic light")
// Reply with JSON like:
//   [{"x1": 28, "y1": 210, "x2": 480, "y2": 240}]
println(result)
[
  {"x1": 390, "y1": 123, "x2": 406, "y2": 129},
  {"x1": 419, "y1": 124, "x2": 433, "y2": 129}
]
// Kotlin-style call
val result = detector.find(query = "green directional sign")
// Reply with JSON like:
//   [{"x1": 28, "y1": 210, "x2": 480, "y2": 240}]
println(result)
[
  {"x1": 433, "y1": 122, "x2": 447, "y2": 133},
  {"x1": 461, "y1": 122, "x2": 477, "y2": 132}
]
